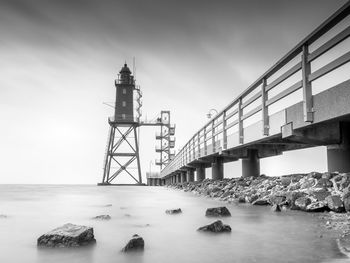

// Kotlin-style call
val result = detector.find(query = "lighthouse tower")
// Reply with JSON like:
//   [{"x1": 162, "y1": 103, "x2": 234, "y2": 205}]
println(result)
[{"x1": 100, "y1": 63, "x2": 142, "y2": 185}]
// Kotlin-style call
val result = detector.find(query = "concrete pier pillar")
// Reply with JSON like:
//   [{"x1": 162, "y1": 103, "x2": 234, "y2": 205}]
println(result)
[
  {"x1": 181, "y1": 172, "x2": 187, "y2": 183},
  {"x1": 242, "y1": 149, "x2": 260, "y2": 177},
  {"x1": 177, "y1": 173, "x2": 181, "y2": 183},
  {"x1": 187, "y1": 169, "x2": 194, "y2": 182},
  {"x1": 327, "y1": 122, "x2": 350, "y2": 173},
  {"x1": 196, "y1": 166, "x2": 206, "y2": 182},
  {"x1": 212, "y1": 157, "x2": 223, "y2": 180}
]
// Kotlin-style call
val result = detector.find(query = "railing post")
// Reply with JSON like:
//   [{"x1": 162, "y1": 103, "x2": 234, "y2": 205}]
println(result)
[
  {"x1": 302, "y1": 44, "x2": 313, "y2": 122},
  {"x1": 261, "y1": 78, "x2": 269, "y2": 136},
  {"x1": 212, "y1": 121, "x2": 215, "y2": 152},
  {"x1": 204, "y1": 127, "x2": 208, "y2": 155},
  {"x1": 197, "y1": 132, "x2": 201, "y2": 157},
  {"x1": 223, "y1": 111, "x2": 227, "y2": 149},
  {"x1": 192, "y1": 137, "x2": 195, "y2": 159},
  {"x1": 238, "y1": 98, "x2": 244, "y2": 144}
]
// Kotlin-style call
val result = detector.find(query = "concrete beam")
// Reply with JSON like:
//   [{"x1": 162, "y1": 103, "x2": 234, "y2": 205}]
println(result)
[{"x1": 242, "y1": 149, "x2": 260, "y2": 177}]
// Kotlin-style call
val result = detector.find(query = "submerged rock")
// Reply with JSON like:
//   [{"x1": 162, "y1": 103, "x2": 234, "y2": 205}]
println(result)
[
  {"x1": 252, "y1": 198, "x2": 269, "y2": 206},
  {"x1": 92, "y1": 215, "x2": 111, "y2": 220},
  {"x1": 37, "y1": 223, "x2": 96, "y2": 248},
  {"x1": 122, "y1": 234, "x2": 144, "y2": 252},
  {"x1": 271, "y1": 204, "x2": 281, "y2": 212},
  {"x1": 165, "y1": 208, "x2": 182, "y2": 214},
  {"x1": 205, "y1": 207, "x2": 231, "y2": 217},
  {"x1": 337, "y1": 232, "x2": 350, "y2": 257},
  {"x1": 197, "y1": 220, "x2": 231, "y2": 233}
]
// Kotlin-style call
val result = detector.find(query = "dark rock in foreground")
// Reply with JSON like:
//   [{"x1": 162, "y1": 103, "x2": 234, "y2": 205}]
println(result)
[
  {"x1": 205, "y1": 206, "x2": 231, "y2": 217},
  {"x1": 165, "y1": 208, "x2": 182, "y2": 214},
  {"x1": 92, "y1": 215, "x2": 111, "y2": 220},
  {"x1": 197, "y1": 220, "x2": 231, "y2": 233},
  {"x1": 37, "y1": 223, "x2": 96, "y2": 248},
  {"x1": 122, "y1": 234, "x2": 144, "y2": 252}
]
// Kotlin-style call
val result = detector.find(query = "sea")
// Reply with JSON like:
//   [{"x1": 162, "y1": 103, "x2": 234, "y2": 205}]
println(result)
[{"x1": 0, "y1": 184, "x2": 348, "y2": 263}]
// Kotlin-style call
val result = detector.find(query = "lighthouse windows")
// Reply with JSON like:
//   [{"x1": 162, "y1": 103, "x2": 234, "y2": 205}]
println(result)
[
  {"x1": 122, "y1": 101, "x2": 126, "y2": 107},
  {"x1": 122, "y1": 88, "x2": 126, "y2": 94}
]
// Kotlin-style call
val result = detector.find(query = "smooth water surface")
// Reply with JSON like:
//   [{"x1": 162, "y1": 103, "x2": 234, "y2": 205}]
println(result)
[{"x1": 0, "y1": 185, "x2": 347, "y2": 263}]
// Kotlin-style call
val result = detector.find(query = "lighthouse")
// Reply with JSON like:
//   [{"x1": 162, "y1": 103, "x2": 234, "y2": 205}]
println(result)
[{"x1": 114, "y1": 63, "x2": 135, "y2": 123}]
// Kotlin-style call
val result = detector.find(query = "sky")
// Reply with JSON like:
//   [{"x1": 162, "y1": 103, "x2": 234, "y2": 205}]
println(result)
[{"x1": 0, "y1": 0, "x2": 347, "y2": 184}]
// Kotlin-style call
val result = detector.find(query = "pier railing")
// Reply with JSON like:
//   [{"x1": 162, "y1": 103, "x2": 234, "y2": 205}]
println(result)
[{"x1": 160, "y1": 1, "x2": 350, "y2": 178}]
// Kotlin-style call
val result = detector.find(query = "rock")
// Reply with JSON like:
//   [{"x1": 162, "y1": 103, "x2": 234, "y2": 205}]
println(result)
[
  {"x1": 252, "y1": 198, "x2": 269, "y2": 206},
  {"x1": 165, "y1": 208, "x2": 182, "y2": 214},
  {"x1": 0, "y1": 214, "x2": 7, "y2": 218},
  {"x1": 122, "y1": 234, "x2": 144, "y2": 252},
  {"x1": 315, "y1": 178, "x2": 333, "y2": 188},
  {"x1": 325, "y1": 195, "x2": 345, "y2": 213},
  {"x1": 310, "y1": 172, "x2": 323, "y2": 180},
  {"x1": 269, "y1": 195, "x2": 286, "y2": 205},
  {"x1": 343, "y1": 191, "x2": 350, "y2": 212},
  {"x1": 271, "y1": 204, "x2": 281, "y2": 212},
  {"x1": 92, "y1": 215, "x2": 111, "y2": 220},
  {"x1": 286, "y1": 191, "x2": 307, "y2": 209},
  {"x1": 238, "y1": 196, "x2": 246, "y2": 203},
  {"x1": 294, "y1": 197, "x2": 311, "y2": 211},
  {"x1": 310, "y1": 189, "x2": 331, "y2": 201},
  {"x1": 337, "y1": 232, "x2": 350, "y2": 257},
  {"x1": 280, "y1": 177, "x2": 291, "y2": 186},
  {"x1": 245, "y1": 194, "x2": 259, "y2": 203},
  {"x1": 205, "y1": 207, "x2": 231, "y2": 217},
  {"x1": 305, "y1": 201, "x2": 328, "y2": 212},
  {"x1": 300, "y1": 178, "x2": 317, "y2": 190},
  {"x1": 37, "y1": 223, "x2": 96, "y2": 248},
  {"x1": 197, "y1": 220, "x2": 231, "y2": 233},
  {"x1": 340, "y1": 173, "x2": 350, "y2": 189}
]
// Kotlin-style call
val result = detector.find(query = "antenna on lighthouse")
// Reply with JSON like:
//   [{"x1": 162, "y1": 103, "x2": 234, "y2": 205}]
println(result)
[{"x1": 133, "y1": 57, "x2": 136, "y2": 81}]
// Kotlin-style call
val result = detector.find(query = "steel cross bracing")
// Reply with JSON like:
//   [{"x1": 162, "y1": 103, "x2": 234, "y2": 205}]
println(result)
[{"x1": 101, "y1": 124, "x2": 142, "y2": 184}]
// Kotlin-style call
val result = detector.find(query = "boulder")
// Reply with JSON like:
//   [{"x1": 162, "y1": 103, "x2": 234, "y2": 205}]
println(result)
[
  {"x1": 238, "y1": 196, "x2": 246, "y2": 203},
  {"x1": 310, "y1": 189, "x2": 331, "y2": 201},
  {"x1": 92, "y1": 215, "x2": 111, "y2": 220},
  {"x1": 315, "y1": 178, "x2": 333, "y2": 188},
  {"x1": 343, "y1": 191, "x2": 350, "y2": 212},
  {"x1": 305, "y1": 201, "x2": 328, "y2": 212},
  {"x1": 280, "y1": 177, "x2": 291, "y2": 187},
  {"x1": 165, "y1": 208, "x2": 182, "y2": 214},
  {"x1": 37, "y1": 223, "x2": 96, "y2": 248},
  {"x1": 122, "y1": 234, "x2": 144, "y2": 252},
  {"x1": 286, "y1": 191, "x2": 307, "y2": 209},
  {"x1": 269, "y1": 195, "x2": 287, "y2": 205},
  {"x1": 325, "y1": 195, "x2": 345, "y2": 213},
  {"x1": 271, "y1": 204, "x2": 281, "y2": 212},
  {"x1": 205, "y1": 207, "x2": 231, "y2": 217},
  {"x1": 197, "y1": 220, "x2": 231, "y2": 233},
  {"x1": 340, "y1": 173, "x2": 350, "y2": 189},
  {"x1": 294, "y1": 197, "x2": 311, "y2": 211},
  {"x1": 252, "y1": 198, "x2": 269, "y2": 206}
]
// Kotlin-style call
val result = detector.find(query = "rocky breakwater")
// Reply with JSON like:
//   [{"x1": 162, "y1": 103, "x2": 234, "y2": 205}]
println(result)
[{"x1": 168, "y1": 172, "x2": 350, "y2": 214}]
